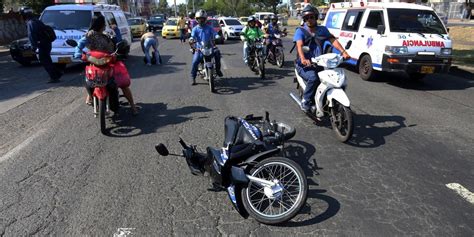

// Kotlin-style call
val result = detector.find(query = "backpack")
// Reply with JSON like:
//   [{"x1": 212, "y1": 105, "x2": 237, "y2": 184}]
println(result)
[{"x1": 36, "y1": 20, "x2": 56, "y2": 43}]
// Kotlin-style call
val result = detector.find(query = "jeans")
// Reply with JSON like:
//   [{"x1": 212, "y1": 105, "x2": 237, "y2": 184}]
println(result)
[
  {"x1": 144, "y1": 38, "x2": 160, "y2": 64},
  {"x1": 180, "y1": 29, "x2": 187, "y2": 42},
  {"x1": 296, "y1": 64, "x2": 323, "y2": 105},
  {"x1": 38, "y1": 43, "x2": 61, "y2": 80},
  {"x1": 243, "y1": 41, "x2": 249, "y2": 63},
  {"x1": 191, "y1": 48, "x2": 222, "y2": 81}
]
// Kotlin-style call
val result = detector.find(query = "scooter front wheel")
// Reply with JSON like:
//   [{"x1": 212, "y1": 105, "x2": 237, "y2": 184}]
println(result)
[
  {"x1": 330, "y1": 101, "x2": 353, "y2": 142},
  {"x1": 241, "y1": 157, "x2": 307, "y2": 225}
]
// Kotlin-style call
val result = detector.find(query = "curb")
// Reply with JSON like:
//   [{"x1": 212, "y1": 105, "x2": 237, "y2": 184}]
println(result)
[{"x1": 0, "y1": 46, "x2": 10, "y2": 57}]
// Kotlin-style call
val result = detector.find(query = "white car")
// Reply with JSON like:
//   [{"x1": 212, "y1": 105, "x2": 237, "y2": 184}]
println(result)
[{"x1": 218, "y1": 17, "x2": 244, "y2": 41}]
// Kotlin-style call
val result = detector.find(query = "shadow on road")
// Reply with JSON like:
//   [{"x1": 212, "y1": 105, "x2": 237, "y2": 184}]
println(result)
[
  {"x1": 214, "y1": 76, "x2": 277, "y2": 94},
  {"x1": 106, "y1": 103, "x2": 212, "y2": 137},
  {"x1": 347, "y1": 113, "x2": 412, "y2": 148},
  {"x1": 123, "y1": 54, "x2": 186, "y2": 80},
  {"x1": 280, "y1": 140, "x2": 341, "y2": 227}
]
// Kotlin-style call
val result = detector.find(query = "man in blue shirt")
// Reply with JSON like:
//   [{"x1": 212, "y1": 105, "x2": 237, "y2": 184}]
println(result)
[
  {"x1": 23, "y1": 9, "x2": 62, "y2": 83},
  {"x1": 294, "y1": 5, "x2": 350, "y2": 112},
  {"x1": 189, "y1": 10, "x2": 223, "y2": 85}
]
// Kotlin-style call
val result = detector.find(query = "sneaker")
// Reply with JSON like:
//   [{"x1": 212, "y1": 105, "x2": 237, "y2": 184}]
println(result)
[
  {"x1": 300, "y1": 101, "x2": 310, "y2": 112},
  {"x1": 191, "y1": 78, "x2": 196, "y2": 85},
  {"x1": 146, "y1": 63, "x2": 152, "y2": 66},
  {"x1": 244, "y1": 60, "x2": 248, "y2": 65},
  {"x1": 216, "y1": 70, "x2": 223, "y2": 77}
]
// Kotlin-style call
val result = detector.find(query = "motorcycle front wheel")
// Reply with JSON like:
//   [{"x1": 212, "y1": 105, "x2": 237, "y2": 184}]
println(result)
[
  {"x1": 258, "y1": 56, "x2": 265, "y2": 79},
  {"x1": 330, "y1": 100, "x2": 353, "y2": 142},
  {"x1": 208, "y1": 67, "x2": 215, "y2": 93},
  {"x1": 275, "y1": 47, "x2": 284, "y2": 68},
  {"x1": 241, "y1": 157, "x2": 307, "y2": 225},
  {"x1": 99, "y1": 98, "x2": 107, "y2": 135}
]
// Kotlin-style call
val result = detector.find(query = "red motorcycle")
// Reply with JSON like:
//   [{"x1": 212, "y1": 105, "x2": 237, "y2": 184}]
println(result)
[{"x1": 67, "y1": 40, "x2": 124, "y2": 134}]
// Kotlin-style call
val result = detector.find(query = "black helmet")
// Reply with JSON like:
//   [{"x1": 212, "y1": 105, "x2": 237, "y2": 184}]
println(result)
[
  {"x1": 270, "y1": 15, "x2": 278, "y2": 20},
  {"x1": 248, "y1": 16, "x2": 256, "y2": 23},
  {"x1": 302, "y1": 5, "x2": 319, "y2": 18},
  {"x1": 188, "y1": 11, "x2": 195, "y2": 18},
  {"x1": 20, "y1": 7, "x2": 34, "y2": 19}
]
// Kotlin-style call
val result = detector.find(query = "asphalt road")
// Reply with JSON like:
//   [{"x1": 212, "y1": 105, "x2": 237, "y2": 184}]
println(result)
[{"x1": 0, "y1": 35, "x2": 473, "y2": 236}]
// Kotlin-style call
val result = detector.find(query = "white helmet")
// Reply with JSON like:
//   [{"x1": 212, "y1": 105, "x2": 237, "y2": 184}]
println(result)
[{"x1": 195, "y1": 9, "x2": 207, "y2": 19}]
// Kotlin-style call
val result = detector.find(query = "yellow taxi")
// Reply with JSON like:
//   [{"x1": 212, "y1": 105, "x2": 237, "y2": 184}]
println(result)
[
  {"x1": 161, "y1": 18, "x2": 180, "y2": 39},
  {"x1": 128, "y1": 17, "x2": 147, "y2": 37}
]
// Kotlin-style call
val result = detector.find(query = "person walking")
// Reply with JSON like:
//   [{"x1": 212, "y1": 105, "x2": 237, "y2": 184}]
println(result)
[
  {"x1": 22, "y1": 8, "x2": 62, "y2": 83},
  {"x1": 178, "y1": 15, "x2": 187, "y2": 43},
  {"x1": 141, "y1": 32, "x2": 161, "y2": 66}
]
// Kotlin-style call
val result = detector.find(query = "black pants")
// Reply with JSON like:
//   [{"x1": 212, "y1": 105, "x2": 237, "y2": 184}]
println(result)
[{"x1": 38, "y1": 44, "x2": 62, "y2": 80}]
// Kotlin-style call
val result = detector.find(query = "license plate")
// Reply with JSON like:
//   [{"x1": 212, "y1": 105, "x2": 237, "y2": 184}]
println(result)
[
  {"x1": 22, "y1": 51, "x2": 34, "y2": 57},
  {"x1": 58, "y1": 57, "x2": 71, "y2": 64},
  {"x1": 420, "y1": 66, "x2": 435, "y2": 74}
]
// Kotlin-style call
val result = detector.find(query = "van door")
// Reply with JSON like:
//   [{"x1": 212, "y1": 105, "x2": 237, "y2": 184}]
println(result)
[
  {"x1": 359, "y1": 10, "x2": 386, "y2": 70},
  {"x1": 340, "y1": 9, "x2": 365, "y2": 64},
  {"x1": 113, "y1": 11, "x2": 132, "y2": 44}
]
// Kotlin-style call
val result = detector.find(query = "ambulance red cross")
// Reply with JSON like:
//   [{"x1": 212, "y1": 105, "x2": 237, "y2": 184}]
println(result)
[{"x1": 322, "y1": 1, "x2": 452, "y2": 81}]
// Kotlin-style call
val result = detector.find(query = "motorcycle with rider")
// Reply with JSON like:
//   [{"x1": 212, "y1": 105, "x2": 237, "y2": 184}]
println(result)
[
  {"x1": 241, "y1": 16, "x2": 266, "y2": 79},
  {"x1": 189, "y1": 10, "x2": 224, "y2": 91},
  {"x1": 263, "y1": 15, "x2": 287, "y2": 68}
]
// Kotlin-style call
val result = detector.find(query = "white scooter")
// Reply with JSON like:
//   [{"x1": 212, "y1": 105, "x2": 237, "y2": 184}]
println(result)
[{"x1": 290, "y1": 42, "x2": 353, "y2": 142}]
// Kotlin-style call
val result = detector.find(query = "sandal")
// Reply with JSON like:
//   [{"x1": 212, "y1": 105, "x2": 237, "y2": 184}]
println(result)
[{"x1": 86, "y1": 100, "x2": 93, "y2": 106}]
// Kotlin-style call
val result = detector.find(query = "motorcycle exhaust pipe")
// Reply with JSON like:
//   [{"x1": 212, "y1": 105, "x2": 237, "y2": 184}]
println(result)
[{"x1": 289, "y1": 92, "x2": 302, "y2": 106}]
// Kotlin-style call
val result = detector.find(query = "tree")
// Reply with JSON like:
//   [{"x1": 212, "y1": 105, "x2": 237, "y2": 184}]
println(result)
[
  {"x1": 251, "y1": 0, "x2": 281, "y2": 14},
  {"x1": 19, "y1": 0, "x2": 53, "y2": 14},
  {"x1": 157, "y1": 0, "x2": 168, "y2": 14}
]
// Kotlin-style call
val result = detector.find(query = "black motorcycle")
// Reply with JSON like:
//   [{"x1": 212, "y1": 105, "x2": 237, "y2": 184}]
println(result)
[
  {"x1": 247, "y1": 38, "x2": 266, "y2": 79},
  {"x1": 266, "y1": 31, "x2": 286, "y2": 68},
  {"x1": 155, "y1": 112, "x2": 308, "y2": 224}
]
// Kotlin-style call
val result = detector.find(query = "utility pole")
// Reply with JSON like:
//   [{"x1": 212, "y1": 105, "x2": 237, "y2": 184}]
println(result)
[{"x1": 174, "y1": 0, "x2": 177, "y2": 17}]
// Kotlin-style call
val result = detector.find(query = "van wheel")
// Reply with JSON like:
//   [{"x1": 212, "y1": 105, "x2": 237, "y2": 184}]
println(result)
[{"x1": 359, "y1": 54, "x2": 375, "y2": 81}]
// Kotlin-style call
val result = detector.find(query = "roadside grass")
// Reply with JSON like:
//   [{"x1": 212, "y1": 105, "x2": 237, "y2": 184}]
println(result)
[{"x1": 449, "y1": 26, "x2": 474, "y2": 67}]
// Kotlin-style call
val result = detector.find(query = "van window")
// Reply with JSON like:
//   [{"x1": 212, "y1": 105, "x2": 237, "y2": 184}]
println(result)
[
  {"x1": 387, "y1": 9, "x2": 447, "y2": 34},
  {"x1": 41, "y1": 10, "x2": 92, "y2": 30},
  {"x1": 341, "y1": 10, "x2": 364, "y2": 32},
  {"x1": 113, "y1": 12, "x2": 127, "y2": 26},
  {"x1": 325, "y1": 11, "x2": 345, "y2": 29},
  {"x1": 104, "y1": 12, "x2": 117, "y2": 26},
  {"x1": 365, "y1": 11, "x2": 384, "y2": 29}
]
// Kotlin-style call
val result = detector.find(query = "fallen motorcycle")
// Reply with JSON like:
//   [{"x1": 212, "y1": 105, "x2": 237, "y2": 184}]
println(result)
[{"x1": 155, "y1": 112, "x2": 307, "y2": 224}]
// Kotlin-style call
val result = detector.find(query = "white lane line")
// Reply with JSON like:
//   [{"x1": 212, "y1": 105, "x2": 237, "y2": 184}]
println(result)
[
  {"x1": 446, "y1": 183, "x2": 474, "y2": 204},
  {"x1": 0, "y1": 129, "x2": 46, "y2": 164},
  {"x1": 221, "y1": 58, "x2": 228, "y2": 70}
]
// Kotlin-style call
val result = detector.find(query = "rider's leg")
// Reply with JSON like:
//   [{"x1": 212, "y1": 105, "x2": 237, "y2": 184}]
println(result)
[
  {"x1": 213, "y1": 48, "x2": 223, "y2": 77},
  {"x1": 121, "y1": 86, "x2": 138, "y2": 115},
  {"x1": 296, "y1": 66, "x2": 320, "y2": 111},
  {"x1": 243, "y1": 41, "x2": 249, "y2": 64},
  {"x1": 190, "y1": 51, "x2": 202, "y2": 85},
  {"x1": 151, "y1": 39, "x2": 161, "y2": 65}
]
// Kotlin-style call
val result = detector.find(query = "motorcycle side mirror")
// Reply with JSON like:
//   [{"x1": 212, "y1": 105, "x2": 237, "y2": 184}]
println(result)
[
  {"x1": 345, "y1": 41, "x2": 352, "y2": 50},
  {"x1": 377, "y1": 25, "x2": 385, "y2": 35},
  {"x1": 155, "y1": 143, "x2": 169, "y2": 156},
  {"x1": 302, "y1": 46, "x2": 310, "y2": 53},
  {"x1": 65, "y1": 39, "x2": 78, "y2": 47},
  {"x1": 215, "y1": 34, "x2": 221, "y2": 40}
]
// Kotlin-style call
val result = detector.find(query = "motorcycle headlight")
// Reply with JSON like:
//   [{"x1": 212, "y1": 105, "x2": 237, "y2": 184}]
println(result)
[
  {"x1": 327, "y1": 58, "x2": 339, "y2": 68},
  {"x1": 440, "y1": 48, "x2": 452, "y2": 55},
  {"x1": 202, "y1": 48, "x2": 213, "y2": 56},
  {"x1": 385, "y1": 46, "x2": 409, "y2": 55}
]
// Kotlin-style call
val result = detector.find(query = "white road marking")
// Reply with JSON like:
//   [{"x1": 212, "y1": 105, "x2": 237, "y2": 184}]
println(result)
[
  {"x1": 0, "y1": 129, "x2": 46, "y2": 164},
  {"x1": 221, "y1": 58, "x2": 228, "y2": 70},
  {"x1": 446, "y1": 183, "x2": 474, "y2": 204}
]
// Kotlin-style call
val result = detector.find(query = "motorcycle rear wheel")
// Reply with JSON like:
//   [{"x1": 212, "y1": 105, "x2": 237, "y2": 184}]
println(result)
[
  {"x1": 99, "y1": 98, "x2": 107, "y2": 135},
  {"x1": 242, "y1": 157, "x2": 307, "y2": 225},
  {"x1": 330, "y1": 101, "x2": 353, "y2": 142}
]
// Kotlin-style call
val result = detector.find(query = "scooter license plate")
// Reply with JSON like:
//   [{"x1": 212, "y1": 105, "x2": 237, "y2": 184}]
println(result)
[
  {"x1": 58, "y1": 57, "x2": 71, "y2": 64},
  {"x1": 420, "y1": 66, "x2": 435, "y2": 74}
]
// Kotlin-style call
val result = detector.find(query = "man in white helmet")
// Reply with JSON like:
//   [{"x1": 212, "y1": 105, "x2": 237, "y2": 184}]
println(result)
[{"x1": 188, "y1": 10, "x2": 223, "y2": 85}]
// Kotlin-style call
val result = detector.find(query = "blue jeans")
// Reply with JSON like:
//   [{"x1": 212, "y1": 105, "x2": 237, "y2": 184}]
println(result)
[
  {"x1": 191, "y1": 48, "x2": 222, "y2": 81},
  {"x1": 296, "y1": 64, "x2": 322, "y2": 105},
  {"x1": 144, "y1": 38, "x2": 160, "y2": 64},
  {"x1": 243, "y1": 41, "x2": 249, "y2": 63}
]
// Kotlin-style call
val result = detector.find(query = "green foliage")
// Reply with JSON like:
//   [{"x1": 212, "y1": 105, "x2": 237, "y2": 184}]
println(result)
[
  {"x1": 19, "y1": 0, "x2": 53, "y2": 14},
  {"x1": 158, "y1": 0, "x2": 168, "y2": 13}
]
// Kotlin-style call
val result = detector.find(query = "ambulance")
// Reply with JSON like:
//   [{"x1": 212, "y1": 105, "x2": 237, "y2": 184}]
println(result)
[
  {"x1": 40, "y1": 0, "x2": 132, "y2": 67},
  {"x1": 322, "y1": 1, "x2": 452, "y2": 81}
]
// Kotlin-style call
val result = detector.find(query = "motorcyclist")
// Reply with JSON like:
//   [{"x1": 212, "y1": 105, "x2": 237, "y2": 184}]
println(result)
[
  {"x1": 189, "y1": 10, "x2": 223, "y2": 85},
  {"x1": 187, "y1": 12, "x2": 197, "y2": 33},
  {"x1": 294, "y1": 5, "x2": 350, "y2": 112},
  {"x1": 263, "y1": 15, "x2": 285, "y2": 58},
  {"x1": 240, "y1": 16, "x2": 264, "y2": 65}
]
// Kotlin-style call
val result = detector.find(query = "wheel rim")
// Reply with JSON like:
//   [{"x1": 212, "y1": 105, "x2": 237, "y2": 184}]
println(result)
[
  {"x1": 245, "y1": 162, "x2": 304, "y2": 219},
  {"x1": 361, "y1": 59, "x2": 370, "y2": 75}
]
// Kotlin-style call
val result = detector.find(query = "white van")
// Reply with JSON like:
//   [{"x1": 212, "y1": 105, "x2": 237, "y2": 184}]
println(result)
[
  {"x1": 322, "y1": 2, "x2": 452, "y2": 81},
  {"x1": 40, "y1": 4, "x2": 132, "y2": 66},
  {"x1": 254, "y1": 12, "x2": 275, "y2": 22}
]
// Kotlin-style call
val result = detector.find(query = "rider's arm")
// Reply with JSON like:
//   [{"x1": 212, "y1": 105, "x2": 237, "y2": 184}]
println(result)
[
  {"x1": 294, "y1": 28, "x2": 311, "y2": 66},
  {"x1": 140, "y1": 34, "x2": 146, "y2": 53},
  {"x1": 74, "y1": 36, "x2": 88, "y2": 58},
  {"x1": 329, "y1": 37, "x2": 350, "y2": 59},
  {"x1": 240, "y1": 27, "x2": 248, "y2": 41}
]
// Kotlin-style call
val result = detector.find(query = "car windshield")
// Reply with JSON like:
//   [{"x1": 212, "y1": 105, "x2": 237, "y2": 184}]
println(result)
[
  {"x1": 241, "y1": 17, "x2": 248, "y2": 21},
  {"x1": 166, "y1": 20, "x2": 177, "y2": 26},
  {"x1": 387, "y1": 9, "x2": 447, "y2": 34},
  {"x1": 208, "y1": 19, "x2": 219, "y2": 27},
  {"x1": 224, "y1": 19, "x2": 241, "y2": 26},
  {"x1": 40, "y1": 10, "x2": 91, "y2": 30},
  {"x1": 148, "y1": 17, "x2": 164, "y2": 23},
  {"x1": 128, "y1": 19, "x2": 142, "y2": 25}
]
